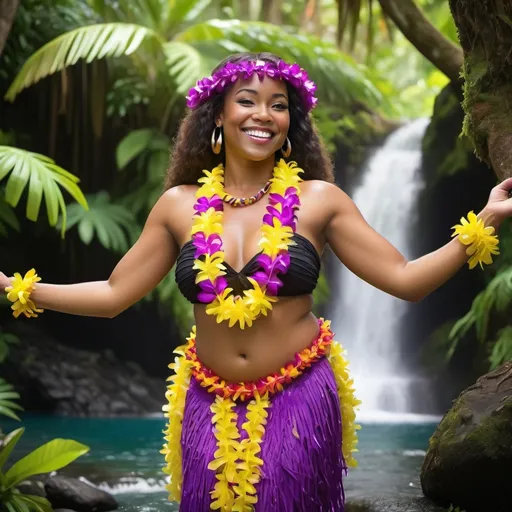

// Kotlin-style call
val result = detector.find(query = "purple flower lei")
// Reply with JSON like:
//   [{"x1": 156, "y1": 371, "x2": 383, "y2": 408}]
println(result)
[
  {"x1": 192, "y1": 170, "x2": 301, "y2": 306},
  {"x1": 186, "y1": 59, "x2": 318, "y2": 113}
]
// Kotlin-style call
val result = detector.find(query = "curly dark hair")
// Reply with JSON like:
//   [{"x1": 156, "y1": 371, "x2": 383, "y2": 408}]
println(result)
[{"x1": 164, "y1": 52, "x2": 334, "y2": 189}]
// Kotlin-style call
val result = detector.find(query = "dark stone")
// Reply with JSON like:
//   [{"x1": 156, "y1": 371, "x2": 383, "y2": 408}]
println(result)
[
  {"x1": 421, "y1": 361, "x2": 512, "y2": 512},
  {"x1": 2, "y1": 322, "x2": 165, "y2": 416},
  {"x1": 45, "y1": 476, "x2": 118, "y2": 511}
]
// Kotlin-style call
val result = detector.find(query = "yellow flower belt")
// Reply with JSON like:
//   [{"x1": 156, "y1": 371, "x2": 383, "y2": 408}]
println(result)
[{"x1": 186, "y1": 318, "x2": 334, "y2": 401}]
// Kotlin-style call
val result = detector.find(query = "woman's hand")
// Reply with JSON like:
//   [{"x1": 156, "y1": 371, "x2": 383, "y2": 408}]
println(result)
[
  {"x1": 482, "y1": 177, "x2": 512, "y2": 228},
  {"x1": 0, "y1": 272, "x2": 11, "y2": 292}
]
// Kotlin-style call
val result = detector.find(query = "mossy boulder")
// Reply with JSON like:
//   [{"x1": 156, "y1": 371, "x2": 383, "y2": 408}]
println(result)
[{"x1": 421, "y1": 361, "x2": 512, "y2": 511}]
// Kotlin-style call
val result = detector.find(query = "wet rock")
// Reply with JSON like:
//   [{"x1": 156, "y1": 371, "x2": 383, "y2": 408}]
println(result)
[
  {"x1": 421, "y1": 361, "x2": 512, "y2": 512},
  {"x1": 45, "y1": 476, "x2": 118, "y2": 511},
  {"x1": 3, "y1": 323, "x2": 165, "y2": 417}
]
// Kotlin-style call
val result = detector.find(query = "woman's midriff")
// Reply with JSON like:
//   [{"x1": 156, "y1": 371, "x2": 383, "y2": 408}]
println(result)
[{"x1": 193, "y1": 294, "x2": 319, "y2": 382}]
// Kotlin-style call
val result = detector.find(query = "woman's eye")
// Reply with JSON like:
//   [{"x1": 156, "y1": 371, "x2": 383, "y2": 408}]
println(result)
[
  {"x1": 237, "y1": 99, "x2": 253, "y2": 106},
  {"x1": 273, "y1": 103, "x2": 288, "y2": 110}
]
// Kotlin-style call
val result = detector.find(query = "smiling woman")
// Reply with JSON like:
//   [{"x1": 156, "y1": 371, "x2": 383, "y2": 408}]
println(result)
[{"x1": 3, "y1": 51, "x2": 512, "y2": 512}]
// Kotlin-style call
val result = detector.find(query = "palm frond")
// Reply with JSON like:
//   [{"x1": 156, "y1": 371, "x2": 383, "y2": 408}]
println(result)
[
  {"x1": 0, "y1": 146, "x2": 88, "y2": 236},
  {"x1": 175, "y1": 20, "x2": 382, "y2": 110},
  {"x1": 61, "y1": 191, "x2": 139, "y2": 253},
  {"x1": 5, "y1": 23, "x2": 163, "y2": 102}
]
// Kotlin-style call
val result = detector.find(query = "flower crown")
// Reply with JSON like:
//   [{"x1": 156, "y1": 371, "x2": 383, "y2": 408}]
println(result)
[{"x1": 186, "y1": 59, "x2": 318, "y2": 112}]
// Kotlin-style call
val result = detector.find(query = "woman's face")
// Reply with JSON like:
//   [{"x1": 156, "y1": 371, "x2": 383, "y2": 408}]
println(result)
[{"x1": 218, "y1": 73, "x2": 290, "y2": 162}]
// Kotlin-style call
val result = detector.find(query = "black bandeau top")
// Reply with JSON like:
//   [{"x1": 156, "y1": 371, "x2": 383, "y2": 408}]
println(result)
[{"x1": 175, "y1": 233, "x2": 321, "y2": 303}]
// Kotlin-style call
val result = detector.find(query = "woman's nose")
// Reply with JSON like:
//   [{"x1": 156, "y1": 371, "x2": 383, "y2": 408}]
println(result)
[{"x1": 252, "y1": 108, "x2": 272, "y2": 123}]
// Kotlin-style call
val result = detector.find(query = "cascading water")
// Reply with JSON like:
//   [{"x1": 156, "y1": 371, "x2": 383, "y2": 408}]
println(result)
[{"x1": 329, "y1": 117, "x2": 438, "y2": 423}]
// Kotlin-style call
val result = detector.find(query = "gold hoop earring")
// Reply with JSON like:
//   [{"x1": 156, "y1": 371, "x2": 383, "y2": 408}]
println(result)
[
  {"x1": 211, "y1": 126, "x2": 223, "y2": 154},
  {"x1": 281, "y1": 137, "x2": 292, "y2": 158}
]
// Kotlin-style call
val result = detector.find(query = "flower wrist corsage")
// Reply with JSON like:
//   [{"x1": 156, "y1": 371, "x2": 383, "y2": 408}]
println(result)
[
  {"x1": 5, "y1": 269, "x2": 44, "y2": 318},
  {"x1": 451, "y1": 211, "x2": 500, "y2": 269}
]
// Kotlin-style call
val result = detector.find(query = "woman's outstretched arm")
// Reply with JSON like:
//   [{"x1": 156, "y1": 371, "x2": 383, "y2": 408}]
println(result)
[
  {"x1": 323, "y1": 177, "x2": 512, "y2": 302},
  {"x1": 1, "y1": 190, "x2": 180, "y2": 318}
]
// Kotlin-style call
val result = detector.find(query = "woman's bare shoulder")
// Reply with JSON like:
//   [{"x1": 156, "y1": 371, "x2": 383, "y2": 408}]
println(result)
[{"x1": 159, "y1": 185, "x2": 198, "y2": 242}]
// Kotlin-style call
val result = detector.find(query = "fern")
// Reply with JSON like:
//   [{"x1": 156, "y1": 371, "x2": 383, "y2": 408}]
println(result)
[{"x1": 0, "y1": 379, "x2": 23, "y2": 422}]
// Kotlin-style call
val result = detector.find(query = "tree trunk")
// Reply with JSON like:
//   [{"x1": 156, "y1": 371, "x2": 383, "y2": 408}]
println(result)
[
  {"x1": 449, "y1": 0, "x2": 512, "y2": 180},
  {"x1": 239, "y1": 0, "x2": 251, "y2": 20},
  {"x1": 377, "y1": 0, "x2": 463, "y2": 82},
  {"x1": 260, "y1": 0, "x2": 283, "y2": 24},
  {"x1": 0, "y1": 0, "x2": 19, "y2": 57},
  {"x1": 301, "y1": 0, "x2": 322, "y2": 36}
]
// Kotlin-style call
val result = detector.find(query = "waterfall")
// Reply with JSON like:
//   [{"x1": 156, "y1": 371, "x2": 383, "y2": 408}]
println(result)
[{"x1": 328, "y1": 118, "x2": 438, "y2": 423}]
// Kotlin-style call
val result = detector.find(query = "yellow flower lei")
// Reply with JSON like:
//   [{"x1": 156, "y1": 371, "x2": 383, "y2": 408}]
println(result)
[
  {"x1": 161, "y1": 332, "x2": 193, "y2": 502},
  {"x1": 327, "y1": 332, "x2": 362, "y2": 468},
  {"x1": 5, "y1": 268, "x2": 44, "y2": 318},
  {"x1": 208, "y1": 393, "x2": 270, "y2": 511},
  {"x1": 193, "y1": 159, "x2": 303, "y2": 329},
  {"x1": 451, "y1": 211, "x2": 500, "y2": 269}
]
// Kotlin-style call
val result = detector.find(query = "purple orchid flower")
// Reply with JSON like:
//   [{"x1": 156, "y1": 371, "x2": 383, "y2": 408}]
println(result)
[
  {"x1": 194, "y1": 195, "x2": 223, "y2": 213},
  {"x1": 257, "y1": 253, "x2": 291, "y2": 275},
  {"x1": 253, "y1": 252, "x2": 291, "y2": 295},
  {"x1": 192, "y1": 233, "x2": 223, "y2": 258},
  {"x1": 197, "y1": 276, "x2": 228, "y2": 303},
  {"x1": 269, "y1": 190, "x2": 300, "y2": 210},
  {"x1": 263, "y1": 205, "x2": 296, "y2": 229},
  {"x1": 252, "y1": 271, "x2": 283, "y2": 296}
]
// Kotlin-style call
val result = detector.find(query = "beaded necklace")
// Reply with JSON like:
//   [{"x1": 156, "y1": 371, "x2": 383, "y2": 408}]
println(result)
[
  {"x1": 191, "y1": 159, "x2": 303, "y2": 329},
  {"x1": 222, "y1": 179, "x2": 272, "y2": 207}
]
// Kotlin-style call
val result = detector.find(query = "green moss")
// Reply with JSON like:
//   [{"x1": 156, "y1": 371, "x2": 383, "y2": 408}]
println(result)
[{"x1": 465, "y1": 401, "x2": 512, "y2": 458}]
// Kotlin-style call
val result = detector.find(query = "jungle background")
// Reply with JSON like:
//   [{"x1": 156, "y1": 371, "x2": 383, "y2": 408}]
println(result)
[{"x1": 0, "y1": 1, "x2": 510, "y2": 511}]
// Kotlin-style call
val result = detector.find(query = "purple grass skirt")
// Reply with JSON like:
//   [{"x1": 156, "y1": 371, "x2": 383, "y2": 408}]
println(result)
[{"x1": 180, "y1": 357, "x2": 346, "y2": 511}]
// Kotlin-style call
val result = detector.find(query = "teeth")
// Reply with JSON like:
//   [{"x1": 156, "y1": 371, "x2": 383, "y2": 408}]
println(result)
[{"x1": 245, "y1": 130, "x2": 272, "y2": 139}]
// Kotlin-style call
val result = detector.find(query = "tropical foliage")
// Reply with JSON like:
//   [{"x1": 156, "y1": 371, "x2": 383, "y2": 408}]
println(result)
[
  {"x1": 0, "y1": 427, "x2": 90, "y2": 512},
  {"x1": 0, "y1": 146, "x2": 88, "y2": 235},
  {"x1": 446, "y1": 222, "x2": 512, "y2": 371}
]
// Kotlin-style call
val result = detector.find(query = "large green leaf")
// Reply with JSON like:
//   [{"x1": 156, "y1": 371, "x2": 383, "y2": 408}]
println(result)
[
  {"x1": 5, "y1": 23, "x2": 163, "y2": 102},
  {"x1": 4, "y1": 439, "x2": 90, "y2": 489},
  {"x1": 0, "y1": 428, "x2": 25, "y2": 472},
  {"x1": 61, "y1": 191, "x2": 140, "y2": 252},
  {"x1": 175, "y1": 20, "x2": 382, "y2": 110},
  {"x1": 15, "y1": 495, "x2": 53, "y2": 512},
  {"x1": 0, "y1": 146, "x2": 88, "y2": 235},
  {"x1": 116, "y1": 129, "x2": 154, "y2": 170}
]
